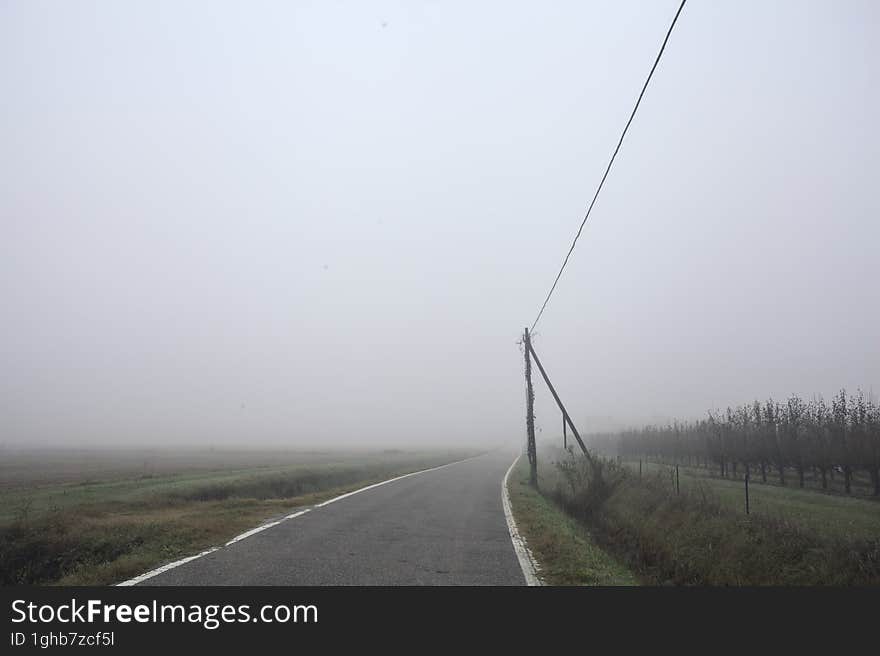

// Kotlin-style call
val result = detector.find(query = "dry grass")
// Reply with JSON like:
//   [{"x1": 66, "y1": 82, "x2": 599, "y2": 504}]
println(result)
[{"x1": 542, "y1": 448, "x2": 880, "y2": 585}]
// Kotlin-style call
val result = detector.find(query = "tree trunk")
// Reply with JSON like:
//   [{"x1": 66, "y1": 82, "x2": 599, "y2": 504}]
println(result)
[
  {"x1": 844, "y1": 465, "x2": 852, "y2": 494},
  {"x1": 873, "y1": 467, "x2": 879, "y2": 497},
  {"x1": 778, "y1": 463, "x2": 786, "y2": 486},
  {"x1": 760, "y1": 462, "x2": 767, "y2": 483},
  {"x1": 797, "y1": 465, "x2": 805, "y2": 488},
  {"x1": 820, "y1": 467, "x2": 828, "y2": 490}
]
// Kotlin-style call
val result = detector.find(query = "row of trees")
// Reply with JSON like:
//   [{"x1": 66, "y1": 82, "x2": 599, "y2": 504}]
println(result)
[{"x1": 596, "y1": 390, "x2": 880, "y2": 496}]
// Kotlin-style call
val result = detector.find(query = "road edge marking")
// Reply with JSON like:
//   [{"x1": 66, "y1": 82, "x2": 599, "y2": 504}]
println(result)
[
  {"x1": 116, "y1": 454, "x2": 482, "y2": 586},
  {"x1": 116, "y1": 547, "x2": 220, "y2": 587},
  {"x1": 502, "y1": 453, "x2": 543, "y2": 586}
]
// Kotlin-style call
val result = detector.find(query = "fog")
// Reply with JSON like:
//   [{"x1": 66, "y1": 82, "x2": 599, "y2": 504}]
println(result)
[{"x1": 2, "y1": 1, "x2": 878, "y2": 450}]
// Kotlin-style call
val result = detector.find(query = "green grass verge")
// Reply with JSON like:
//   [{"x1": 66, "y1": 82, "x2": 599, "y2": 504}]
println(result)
[{"x1": 506, "y1": 455, "x2": 638, "y2": 586}]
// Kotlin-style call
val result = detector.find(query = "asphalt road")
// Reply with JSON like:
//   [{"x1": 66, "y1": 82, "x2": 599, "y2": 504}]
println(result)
[{"x1": 138, "y1": 449, "x2": 526, "y2": 585}]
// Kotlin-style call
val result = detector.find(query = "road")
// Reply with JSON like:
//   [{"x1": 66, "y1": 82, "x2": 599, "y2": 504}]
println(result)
[{"x1": 136, "y1": 449, "x2": 527, "y2": 585}]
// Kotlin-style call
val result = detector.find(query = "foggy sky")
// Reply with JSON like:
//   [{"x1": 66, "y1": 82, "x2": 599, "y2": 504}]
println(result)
[{"x1": 2, "y1": 1, "x2": 878, "y2": 449}]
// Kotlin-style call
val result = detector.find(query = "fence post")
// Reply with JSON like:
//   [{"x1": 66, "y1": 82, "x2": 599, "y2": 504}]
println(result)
[
  {"x1": 523, "y1": 328, "x2": 538, "y2": 488},
  {"x1": 745, "y1": 471, "x2": 750, "y2": 515}
]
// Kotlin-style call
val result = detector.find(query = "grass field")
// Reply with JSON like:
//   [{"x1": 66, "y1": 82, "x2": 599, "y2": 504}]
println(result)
[
  {"x1": 506, "y1": 455, "x2": 637, "y2": 586},
  {"x1": 536, "y1": 447, "x2": 880, "y2": 585},
  {"x1": 619, "y1": 459, "x2": 880, "y2": 541},
  {"x1": 0, "y1": 447, "x2": 477, "y2": 585}
]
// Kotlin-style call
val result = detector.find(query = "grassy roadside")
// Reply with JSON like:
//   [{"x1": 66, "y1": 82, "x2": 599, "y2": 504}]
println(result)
[
  {"x1": 505, "y1": 455, "x2": 638, "y2": 586},
  {"x1": 0, "y1": 451, "x2": 475, "y2": 585},
  {"x1": 546, "y1": 449, "x2": 880, "y2": 585}
]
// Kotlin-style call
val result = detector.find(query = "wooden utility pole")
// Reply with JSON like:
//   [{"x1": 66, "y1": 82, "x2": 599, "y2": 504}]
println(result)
[{"x1": 523, "y1": 328, "x2": 538, "y2": 487}]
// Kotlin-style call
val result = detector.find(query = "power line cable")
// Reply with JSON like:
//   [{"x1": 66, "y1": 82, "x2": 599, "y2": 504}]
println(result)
[{"x1": 530, "y1": 0, "x2": 688, "y2": 332}]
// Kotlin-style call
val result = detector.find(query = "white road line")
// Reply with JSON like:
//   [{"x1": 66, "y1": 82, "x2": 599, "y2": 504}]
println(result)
[
  {"x1": 502, "y1": 453, "x2": 543, "y2": 586},
  {"x1": 116, "y1": 455, "x2": 481, "y2": 586},
  {"x1": 116, "y1": 548, "x2": 220, "y2": 587}
]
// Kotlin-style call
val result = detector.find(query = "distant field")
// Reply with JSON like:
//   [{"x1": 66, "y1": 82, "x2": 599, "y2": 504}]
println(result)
[
  {"x1": 0, "y1": 447, "x2": 441, "y2": 488},
  {"x1": 620, "y1": 459, "x2": 880, "y2": 541},
  {"x1": 0, "y1": 447, "x2": 478, "y2": 585},
  {"x1": 0, "y1": 448, "x2": 472, "y2": 524}
]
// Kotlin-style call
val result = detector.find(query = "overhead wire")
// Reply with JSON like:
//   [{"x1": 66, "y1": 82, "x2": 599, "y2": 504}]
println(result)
[{"x1": 530, "y1": 0, "x2": 688, "y2": 332}]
